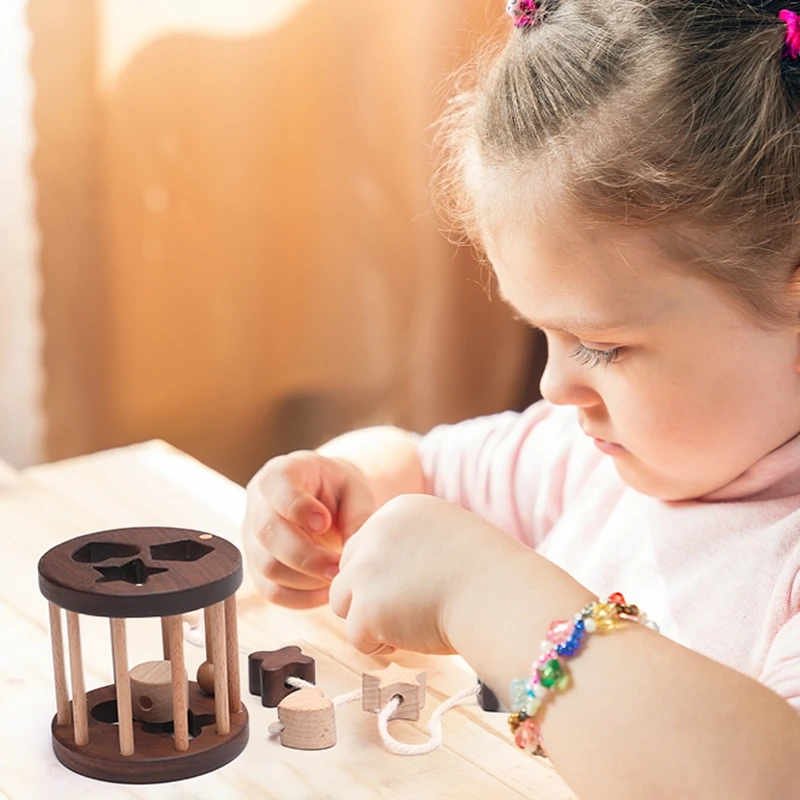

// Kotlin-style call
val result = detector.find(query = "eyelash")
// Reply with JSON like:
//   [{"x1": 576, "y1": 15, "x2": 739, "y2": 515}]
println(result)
[{"x1": 571, "y1": 343, "x2": 622, "y2": 368}]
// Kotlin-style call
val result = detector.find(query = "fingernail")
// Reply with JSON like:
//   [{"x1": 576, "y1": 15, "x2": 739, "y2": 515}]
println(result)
[
  {"x1": 308, "y1": 513, "x2": 325, "y2": 532},
  {"x1": 324, "y1": 565, "x2": 339, "y2": 581}
]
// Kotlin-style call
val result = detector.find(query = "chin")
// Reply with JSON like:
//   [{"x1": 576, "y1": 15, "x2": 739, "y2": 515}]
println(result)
[{"x1": 611, "y1": 459, "x2": 703, "y2": 502}]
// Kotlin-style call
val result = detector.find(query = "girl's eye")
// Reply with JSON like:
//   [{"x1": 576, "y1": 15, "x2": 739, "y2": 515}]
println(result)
[{"x1": 571, "y1": 343, "x2": 622, "y2": 368}]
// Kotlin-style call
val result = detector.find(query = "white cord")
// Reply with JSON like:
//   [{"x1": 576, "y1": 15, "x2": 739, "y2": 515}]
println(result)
[
  {"x1": 183, "y1": 617, "x2": 479, "y2": 755},
  {"x1": 376, "y1": 684, "x2": 480, "y2": 756}
]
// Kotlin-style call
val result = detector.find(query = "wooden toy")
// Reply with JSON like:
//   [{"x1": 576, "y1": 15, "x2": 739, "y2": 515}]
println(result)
[
  {"x1": 276, "y1": 688, "x2": 337, "y2": 750},
  {"x1": 196, "y1": 660, "x2": 216, "y2": 695},
  {"x1": 362, "y1": 663, "x2": 427, "y2": 722},
  {"x1": 248, "y1": 646, "x2": 315, "y2": 707},
  {"x1": 38, "y1": 527, "x2": 248, "y2": 784},
  {"x1": 130, "y1": 660, "x2": 177, "y2": 723}
]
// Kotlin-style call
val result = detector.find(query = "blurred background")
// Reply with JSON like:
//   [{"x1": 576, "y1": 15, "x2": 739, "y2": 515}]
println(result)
[{"x1": 0, "y1": 0, "x2": 544, "y2": 485}]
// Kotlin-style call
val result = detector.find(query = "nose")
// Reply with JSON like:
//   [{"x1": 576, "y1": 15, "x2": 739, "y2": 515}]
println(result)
[{"x1": 539, "y1": 343, "x2": 602, "y2": 409}]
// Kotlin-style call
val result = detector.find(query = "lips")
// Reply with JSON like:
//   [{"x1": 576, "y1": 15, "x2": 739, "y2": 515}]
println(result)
[{"x1": 591, "y1": 437, "x2": 628, "y2": 456}]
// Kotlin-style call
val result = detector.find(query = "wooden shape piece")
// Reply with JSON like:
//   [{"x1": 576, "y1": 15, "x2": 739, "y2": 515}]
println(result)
[
  {"x1": 130, "y1": 660, "x2": 175, "y2": 724},
  {"x1": 362, "y1": 663, "x2": 427, "y2": 722},
  {"x1": 277, "y1": 688, "x2": 336, "y2": 750},
  {"x1": 197, "y1": 660, "x2": 215, "y2": 695},
  {"x1": 248, "y1": 647, "x2": 315, "y2": 707}
]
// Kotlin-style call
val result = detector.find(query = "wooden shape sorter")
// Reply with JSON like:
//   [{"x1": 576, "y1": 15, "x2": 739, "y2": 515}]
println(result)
[{"x1": 37, "y1": 527, "x2": 248, "y2": 784}]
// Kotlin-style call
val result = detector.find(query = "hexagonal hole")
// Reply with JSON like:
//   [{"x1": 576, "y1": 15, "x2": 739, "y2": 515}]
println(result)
[
  {"x1": 150, "y1": 539, "x2": 214, "y2": 562},
  {"x1": 72, "y1": 542, "x2": 140, "y2": 563}
]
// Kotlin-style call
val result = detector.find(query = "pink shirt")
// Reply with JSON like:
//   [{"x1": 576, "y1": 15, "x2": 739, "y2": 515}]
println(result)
[{"x1": 418, "y1": 401, "x2": 800, "y2": 711}]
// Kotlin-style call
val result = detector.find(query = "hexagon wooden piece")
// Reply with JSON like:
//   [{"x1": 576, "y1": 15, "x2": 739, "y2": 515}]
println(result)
[
  {"x1": 248, "y1": 646, "x2": 315, "y2": 707},
  {"x1": 362, "y1": 663, "x2": 427, "y2": 722},
  {"x1": 277, "y1": 688, "x2": 336, "y2": 750}
]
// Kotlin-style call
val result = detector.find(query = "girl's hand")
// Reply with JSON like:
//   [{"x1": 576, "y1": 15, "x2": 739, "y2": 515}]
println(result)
[
  {"x1": 244, "y1": 451, "x2": 377, "y2": 608},
  {"x1": 329, "y1": 493, "x2": 522, "y2": 655}
]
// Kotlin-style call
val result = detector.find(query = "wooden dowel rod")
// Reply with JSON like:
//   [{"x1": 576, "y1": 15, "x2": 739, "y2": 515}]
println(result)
[
  {"x1": 208, "y1": 602, "x2": 230, "y2": 735},
  {"x1": 203, "y1": 606, "x2": 213, "y2": 660},
  {"x1": 167, "y1": 615, "x2": 189, "y2": 752},
  {"x1": 66, "y1": 611, "x2": 89, "y2": 746},
  {"x1": 110, "y1": 618, "x2": 135, "y2": 756},
  {"x1": 48, "y1": 603, "x2": 71, "y2": 725},
  {"x1": 161, "y1": 617, "x2": 171, "y2": 660},
  {"x1": 224, "y1": 594, "x2": 241, "y2": 713}
]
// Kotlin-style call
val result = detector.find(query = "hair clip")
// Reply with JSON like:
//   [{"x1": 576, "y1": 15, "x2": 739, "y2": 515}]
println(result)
[
  {"x1": 506, "y1": 0, "x2": 544, "y2": 28},
  {"x1": 779, "y1": 9, "x2": 800, "y2": 59}
]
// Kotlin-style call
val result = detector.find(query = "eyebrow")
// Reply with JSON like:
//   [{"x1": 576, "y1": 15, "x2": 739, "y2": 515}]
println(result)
[
  {"x1": 519, "y1": 313, "x2": 632, "y2": 336},
  {"x1": 497, "y1": 290, "x2": 634, "y2": 335}
]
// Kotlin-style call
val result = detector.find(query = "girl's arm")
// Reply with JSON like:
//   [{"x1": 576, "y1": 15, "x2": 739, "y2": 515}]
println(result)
[{"x1": 447, "y1": 547, "x2": 800, "y2": 800}]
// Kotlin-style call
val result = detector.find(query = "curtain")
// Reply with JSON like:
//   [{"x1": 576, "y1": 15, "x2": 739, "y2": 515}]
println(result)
[{"x1": 32, "y1": 0, "x2": 540, "y2": 483}]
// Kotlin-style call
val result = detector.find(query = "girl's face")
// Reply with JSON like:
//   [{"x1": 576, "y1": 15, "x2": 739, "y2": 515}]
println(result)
[{"x1": 485, "y1": 208, "x2": 800, "y2": 500}]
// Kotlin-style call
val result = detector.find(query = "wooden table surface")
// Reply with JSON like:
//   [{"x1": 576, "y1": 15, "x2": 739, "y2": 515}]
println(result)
[{"x1": 0, "y1": 441, "x2": 576, "y2": 799}]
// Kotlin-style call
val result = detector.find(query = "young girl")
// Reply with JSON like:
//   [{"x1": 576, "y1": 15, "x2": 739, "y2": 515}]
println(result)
[{"x1": 243, "y1": 1, "x2": 800, "y2": 797}]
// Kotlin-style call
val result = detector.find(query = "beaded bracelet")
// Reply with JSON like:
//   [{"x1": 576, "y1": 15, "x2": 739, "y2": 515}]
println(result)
[{"x1": 508, "y1": 592, "x2": 658, "y2": 755}]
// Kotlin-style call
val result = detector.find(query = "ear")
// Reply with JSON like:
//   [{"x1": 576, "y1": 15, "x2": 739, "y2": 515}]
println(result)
[{"x1": 791, "y1": 264, "x2": 800, "y2": 331}]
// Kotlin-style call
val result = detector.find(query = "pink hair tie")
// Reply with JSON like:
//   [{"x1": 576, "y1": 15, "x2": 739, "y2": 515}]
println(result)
[
  {"x1": 779, "y1": 9, "x2": 800, "y2": 60},
  {"x1": 506, "y1": 0, "x2": 543, "y2": 28}
]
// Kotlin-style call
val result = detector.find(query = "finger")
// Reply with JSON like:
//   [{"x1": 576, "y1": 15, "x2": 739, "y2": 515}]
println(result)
[
  {"x1": 249, "y1": 570, "x2": 330, "y2": 609},
  {"x1": 337, "y1": 485, "x2": 376, "y2": 541},
  {"x1": 257, "y1": 515, "x2": 341, "y2": 579},
  {"x1": 345, "y1": 610, "x2": 387, "y2": 655},
  {"x1": 255, "y1": 456, "x2": 333, "y2": 534},
  {"x1": 250, "y1": 549, "x2": 331, "y2": 591},
  {"x1": 328, "y1": 573, "x2": 352, "y2": 620},
  {"x1": 365, "y1": 644, "x2": 397, "y2": 657}
]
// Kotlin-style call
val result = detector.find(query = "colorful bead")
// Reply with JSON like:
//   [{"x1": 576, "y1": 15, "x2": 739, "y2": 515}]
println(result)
[
  {"x1": 591, "y1": 602, "x2": 620, "y2": 631},
  {"x1": 513, "y1": 717, "x2": 543, "y2": 753},
  {"x1": 510, "y1": 678, "x2": 533, "y2": 712},
  {"x1": 509, "y1": 593, "x2": 656, "y2": 757},
  {"x1": 546, "y1": 619, "x2": 573, "y2": 645},
  {"x1": 538, "y1": 659, "x2": 564, "y2": 688}
]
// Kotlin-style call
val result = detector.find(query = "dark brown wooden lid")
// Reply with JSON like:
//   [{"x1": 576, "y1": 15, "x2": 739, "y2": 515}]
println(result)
[{"x1": 38, "y1": 527, "x2": 242, "y2": 617}]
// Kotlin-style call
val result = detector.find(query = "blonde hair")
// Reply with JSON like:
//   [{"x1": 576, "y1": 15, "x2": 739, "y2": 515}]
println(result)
[{"x1": 437, "y1": 0, "x2": 800, "y2": 325}]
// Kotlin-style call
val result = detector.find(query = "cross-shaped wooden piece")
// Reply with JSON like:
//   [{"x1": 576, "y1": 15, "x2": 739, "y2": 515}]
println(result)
[
  {"x1": 362, "y1": 663, "x2": 427, "y2": 721},
  {"x1": 248, "y1": 646, "x2": 315, "y2": 707}
]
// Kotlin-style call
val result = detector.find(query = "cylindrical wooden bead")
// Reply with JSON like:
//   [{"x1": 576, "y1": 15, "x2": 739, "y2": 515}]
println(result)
[{"x1": 130, "y1": 661, "x2": 175, "y2": 724}]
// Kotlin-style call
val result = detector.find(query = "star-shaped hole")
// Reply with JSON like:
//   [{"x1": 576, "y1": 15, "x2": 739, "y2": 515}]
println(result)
[{"x1": 93, "y1": 558, "x2": 168, "y2": 586}]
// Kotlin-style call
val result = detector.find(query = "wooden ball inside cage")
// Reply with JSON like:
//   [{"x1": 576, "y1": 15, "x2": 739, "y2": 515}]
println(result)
[{"x1": 37, "y1": 527, "x2": 249, "y2": 784}]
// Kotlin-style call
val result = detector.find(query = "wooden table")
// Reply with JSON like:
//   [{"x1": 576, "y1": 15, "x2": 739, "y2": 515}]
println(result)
[{"x1": 0, "y1": 441, "x2": 576, "y2": 799}]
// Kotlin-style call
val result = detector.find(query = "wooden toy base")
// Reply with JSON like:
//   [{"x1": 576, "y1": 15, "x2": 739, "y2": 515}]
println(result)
[{"x1": 51, "y1": 682, "x2": 249, "y2": 784}]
